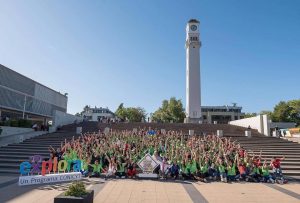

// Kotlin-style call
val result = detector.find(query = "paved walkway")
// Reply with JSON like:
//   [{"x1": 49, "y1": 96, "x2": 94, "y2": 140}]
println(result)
[
  {"x1": 0, "y1": 178, "x2": 299, "y2": 203},
  {"x1": 0, "y1": 175, "x2": 18, "y2": 189},
  {"x1": 193, "y1": 181, "x2": 300, "y2": 203},
  {"x1": 0, "y1": 175, "x2": 18, "y2": 184},
  {"x1": 94, "y1": 180, "x2": 193, "y2": 203}
]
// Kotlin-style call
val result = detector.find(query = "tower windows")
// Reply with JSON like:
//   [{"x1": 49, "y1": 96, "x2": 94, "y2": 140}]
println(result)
[{"x1": 190, "y1": 37, "x2": 198, "y2": 41}]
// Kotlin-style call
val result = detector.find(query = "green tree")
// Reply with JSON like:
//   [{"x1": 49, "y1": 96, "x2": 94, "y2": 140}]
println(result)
[
  {"x1": 151, "y1": 97, "x2": 185, "y2": 123},
  {"x1": 286, "y1": 100, "x2": 300, "y2": 125},
  {"x1": 260, "y1": 110, "x2": 273, "y2": 117},
  {"x1": 115, "y1": 103, "x2": 126, "y2": 120},
  {"x1": 74, "y1": 105, "x2": 91, "y2": 117},
  {"x1": 271, "y1": 100, "x2": 300, "y2": 125},
  {"x1": 126, "y1": 107, "x2": 146, "y2": 122},
  {"x1": 244, "y1": 113, "x2": 257, "y2": 118},
  {"x1": 83, "y1": 105, "x2": 89, "y2": 112},
  {"x1": 271, "y1": 101, "x2": 291, "y2": 122},
  {"x1": 115, "y1": 103, "x2": 146, "y2": 122}
]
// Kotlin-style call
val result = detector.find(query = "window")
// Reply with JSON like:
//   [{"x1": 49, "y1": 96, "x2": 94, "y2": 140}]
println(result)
[{"x1": 190, "y1": 37, "x2": 198, "y2": 41}]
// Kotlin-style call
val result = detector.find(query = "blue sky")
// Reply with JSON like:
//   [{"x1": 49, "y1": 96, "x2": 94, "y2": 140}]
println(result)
[{"x1": 0, "y1": 0, "x2": 299, "y2": 115}]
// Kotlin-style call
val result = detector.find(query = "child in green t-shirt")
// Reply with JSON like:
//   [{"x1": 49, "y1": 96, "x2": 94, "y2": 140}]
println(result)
[
  {"x1": 249, "y1": 162, "x2": 261, "y2": 182},
  {"x1": 195, "y1": 158, "x2": 209, "y2": 183},
  {"x1": 116, "y1": 159, "x2": 127, "y2": 178},
  {"x1": 89, "y1": 160, "x2": 103, "y2": 177},
  {"x1": 81, "y1": 159, "x2": 90, "y2": 177},
  {"x1": 218, "y1": 159, "x2": 227, "y2": 183},
  {"x1": 226, "y1": 154, "x2": 239, "y2": 182},
  {"x1": 180, "y1": 160, "x2": 191, "y2": 180},
  {"x1": 260, "y1": 160, "x2": 275, "y2": 183}
]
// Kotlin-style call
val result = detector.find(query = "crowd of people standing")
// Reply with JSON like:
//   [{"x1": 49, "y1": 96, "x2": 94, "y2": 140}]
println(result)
[{"x1": 48, "y1": 128, "x2": 287, "y2": 184}]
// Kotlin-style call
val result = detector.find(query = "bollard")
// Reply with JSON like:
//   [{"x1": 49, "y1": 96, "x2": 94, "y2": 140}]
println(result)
[
  {"x1": 217, "y1": 130, "x2": 223, "y2": 137},
  {"x1": 76, "y1": 127, "x2": 82, "y2": 135},
  {"x1": 104, "y1": 127, "x2": 110, "y2": 135},
  {"x1": 245, "y1": 130, "x2": 252, "y2": 138},
  {"x1": 189, "y1": 130, "x2": 194, "y2": 136},
  {"x1": 19, "y1": 135, "x2": 24, "y2": 143}
]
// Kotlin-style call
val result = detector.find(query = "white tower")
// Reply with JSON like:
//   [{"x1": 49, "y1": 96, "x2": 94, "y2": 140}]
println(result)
[{"x1": 184, "y1": 19, "x2": 201, "y2": 123}]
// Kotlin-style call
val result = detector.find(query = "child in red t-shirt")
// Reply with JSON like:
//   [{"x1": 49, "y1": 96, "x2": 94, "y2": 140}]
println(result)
[
  {"x1": 270, "y1": 156, "x2": 287, "y2": 184},
  {"x1": 127, "y1": 159, "x2": 137, "y2": 178}
]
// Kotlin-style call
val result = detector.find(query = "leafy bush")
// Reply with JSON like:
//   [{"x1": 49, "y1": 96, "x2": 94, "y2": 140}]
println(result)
[
  {"x1": 0, "y1": 119, "x2": 32, "y2": 128},
  {"x1": 10, "y1": 120, "x2": 19, "y2": 127},
  {"x1": 65, "y1": 182, "x2": 87, "y2": 197},
  {"x1": 18, "y1": 119, "x2": 32, "y2": 128},
  {"x1": 0, "y1": 121, "x2": 10, "y2": 126}
]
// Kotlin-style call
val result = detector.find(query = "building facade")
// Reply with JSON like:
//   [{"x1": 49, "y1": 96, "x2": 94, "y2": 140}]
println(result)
[
  {"x1": 81, "y1": 106, "x2": 115, "y2": 121},
  {"x1": 185, "y1": 19, "x2": 202, "y2": 123},
  {"x1": 201, "y1": 105, "x2": 245, "y2": 124},
  {"x1": 0, "y1": 64, "x2": 68, "y2": 123}
]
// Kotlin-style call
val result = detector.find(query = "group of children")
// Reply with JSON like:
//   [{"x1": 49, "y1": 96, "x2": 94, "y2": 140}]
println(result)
[
  {"x1": 49, "y1": 129, "x2": 287, "y2": 184},
  {"x1": 152, "y1": 151, "x2": 286, "y2": 184}
]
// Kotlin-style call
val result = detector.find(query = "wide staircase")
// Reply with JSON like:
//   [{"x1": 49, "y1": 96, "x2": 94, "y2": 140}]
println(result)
[
  {"x1": 0, "y1": 122, "x2": 299, "y2": 179},
  {"x1": 229, "y1": 136, "x2": 300, "y2": 178},
  {"x1": 0, "y1": 131, "x2": 79, "y2": 174}
]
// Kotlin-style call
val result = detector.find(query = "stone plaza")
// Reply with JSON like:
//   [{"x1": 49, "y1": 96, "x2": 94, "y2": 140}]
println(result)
[{"x1": 0, "y1": 176, "x2": 300, "y2": 203}]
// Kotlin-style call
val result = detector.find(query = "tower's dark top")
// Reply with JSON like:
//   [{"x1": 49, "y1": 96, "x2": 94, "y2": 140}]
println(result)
[{"x1": 188, "y1": 19, "x2": 200, "y2": 23}]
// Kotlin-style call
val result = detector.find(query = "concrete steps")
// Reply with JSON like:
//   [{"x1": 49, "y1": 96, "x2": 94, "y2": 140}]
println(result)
[
  {"x1": 2, "y1": 145, "x2": 60, "y2": 150},
  {"x1": 0, "y1": 158, "x2": 31, "y2": 163},
  {"x1": 0, "y1": 130, "x2": 77, "y2": 175},
  {"x1": 247, "y1": 151, "x2": 300, "y2": 154},
  {"x1": 0, "y1": 147, "x2": 51, "y2": 151},
  {"x1": 242, "y1": 146, "x2": 300, "y2": 149},
  {"x1": 8, "y1": 143, "x2": 62, "y2": 147},
  {"x1": 0, "y1": 151, "x2": 49, "y2": 155},
  {"x1": 0, "y1": 154, "x2": 36, "y2": 159},
  {"x1": 0, "y1": 169, "x2": 19, "y2": 174},
  {"x1": 282, "y1": 170, "x2": 300, "y2": 176}
]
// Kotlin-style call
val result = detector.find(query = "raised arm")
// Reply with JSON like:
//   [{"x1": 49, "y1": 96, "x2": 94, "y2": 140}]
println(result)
[{"x1": 234, "y1": 153, "x2": 238, "y2": 165}]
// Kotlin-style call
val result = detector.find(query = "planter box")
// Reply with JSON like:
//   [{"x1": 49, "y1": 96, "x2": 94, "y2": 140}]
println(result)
[{"x1": 54, "y1": 190, "x2": 94, "y2": 203}]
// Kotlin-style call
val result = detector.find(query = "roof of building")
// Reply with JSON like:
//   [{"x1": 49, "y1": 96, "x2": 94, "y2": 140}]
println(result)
[
  {"x1": 201, "y1": 105, "x2": 242, "y2": 109},
  {"x1": 88, "y1": 106, "x2": 111, "y2": 110},
  {"x1": 188, "y1": 19, "x2": 200, "y2": 23},
  {"x1": 0, "y1": 64, "x2": 67, "y2": 98},
  {"x1": 84, "y1": 106, "x2": 114, "y2": 114}
]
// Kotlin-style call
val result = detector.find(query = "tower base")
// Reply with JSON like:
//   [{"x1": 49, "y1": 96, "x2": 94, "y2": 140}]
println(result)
[{"x1": 184, "y1": 117, "x2": 202, "y2": 124}]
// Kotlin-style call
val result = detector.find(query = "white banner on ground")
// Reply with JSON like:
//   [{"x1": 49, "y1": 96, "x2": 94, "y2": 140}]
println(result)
[{"x1": 18, "y1": 172, "x2": 82, "y2": 186}]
